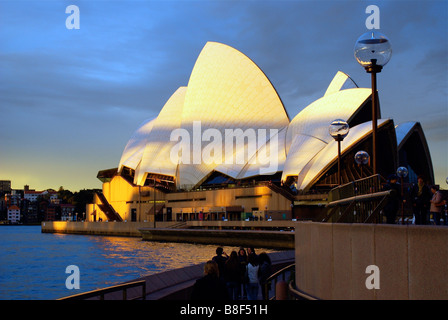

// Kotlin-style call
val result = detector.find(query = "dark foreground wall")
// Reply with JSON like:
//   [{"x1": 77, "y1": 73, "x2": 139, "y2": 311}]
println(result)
[{"x1": 295, "y1": 222, "x2": 448, "y2": 300}]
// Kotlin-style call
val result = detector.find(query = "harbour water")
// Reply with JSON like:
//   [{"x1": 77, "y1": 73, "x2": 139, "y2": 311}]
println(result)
[{"x1": 0, "y1": 225, "x2": 277, "y2": 300}]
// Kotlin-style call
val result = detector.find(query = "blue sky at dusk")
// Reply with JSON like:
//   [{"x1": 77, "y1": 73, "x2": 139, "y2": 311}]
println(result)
[{"x1": 0, "y1": 0, "x2": 447, "y2": 191}]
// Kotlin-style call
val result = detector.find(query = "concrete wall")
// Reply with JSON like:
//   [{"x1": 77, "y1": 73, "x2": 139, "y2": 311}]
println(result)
[
  {"x1": 41, "y1": 222, "x2": 294, "y2": 249},
  {"x1": 295, "y1": 222, "x2": 448, "y2": 300},
  {"x1": 140, "y1": 228, "x2": 294, "y2": 249},
  {"x1": 42, "y1": 221, "x2": 179, "y2": 237}
]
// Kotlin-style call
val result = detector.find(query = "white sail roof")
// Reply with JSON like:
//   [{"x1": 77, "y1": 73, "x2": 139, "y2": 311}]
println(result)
[
  {"x1": 296, "y1": 119, "x2": 391, "y2": 191},
  {"x1": 286, "y1": 87, "x2": 372, "y2": 153},
  {"x1": 118, "y1": 117, "x2": 155, "y2": 173},
  {"x1": 324, "y1": 71, "x2": 358, "y2": 96},
  {"x1": 176, "y1": 42, "x2": 289, "y2": 188},
  {"x1": 117, "y1": 42, "x2": 405, "y2": 192}
]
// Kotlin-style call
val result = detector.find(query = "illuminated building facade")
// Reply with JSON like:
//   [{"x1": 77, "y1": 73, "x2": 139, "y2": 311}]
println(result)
[{"x1": 87, "y1": 42, "x2": 433, "y2": 223}]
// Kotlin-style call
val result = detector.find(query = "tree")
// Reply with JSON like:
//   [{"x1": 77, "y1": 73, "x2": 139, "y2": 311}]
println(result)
[{"x1": 58, "y1": 186, "x2": 74, "y2": 204}]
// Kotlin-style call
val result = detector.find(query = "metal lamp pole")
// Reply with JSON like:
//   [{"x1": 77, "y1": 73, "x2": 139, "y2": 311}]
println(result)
[
  {"x1": 354, "y1": 31, "x2": 392, "y2": 176},
  {"x1": 154, "y1": 178, "x2": 156, "y2": 228},
  {"x1": 365, "y1": 60, "x2": 382, "y2": 174},
  {"x1": 329, "y1": 119, "x2": 349, "y2": 186}
]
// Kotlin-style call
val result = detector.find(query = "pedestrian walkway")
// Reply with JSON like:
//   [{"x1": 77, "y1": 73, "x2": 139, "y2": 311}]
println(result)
[{"x1": 62, "y1": 250, "x2": 295, "y2": 300}]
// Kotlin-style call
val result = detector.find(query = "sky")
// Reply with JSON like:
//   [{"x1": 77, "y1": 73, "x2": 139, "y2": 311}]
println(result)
[{"x1": 0, "y1": 0, "x2": 447, "y2": 192}]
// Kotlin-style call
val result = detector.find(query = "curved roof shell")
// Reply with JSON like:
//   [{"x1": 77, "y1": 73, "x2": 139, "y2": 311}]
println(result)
[
  {"x1": 116, "y1": 42, "x2": 433, "y2": 192},
  {"x1": 119, "y1": 42, "x2": 290, "y2": 189},
  {"x1": 324, "y1": 71, "x2": 358, "y2": 96},
  {"x1": 134, "y1": 86, "x2": 187, "y2": 185},
  {"x1": 286, "y1": 87, "x2": 371, "y2": 152},
  {"x1": 118, "y1": 117, "x2": 155, "y2": 173},
  {"x1": 395, "y1": 121, "x2": 434, "y2": 184},
  {"x1": 176, "y1": 42, "x2": 290, "y2": 188},
  {"x1": 281, "y1": 71, "x2": 372, "y2": 182},
  {"x1": 296, "y1": 119, "x2": 393, "y2": 191},
  {"x1": 214, "y1": 126, "x2": 288, "y2": 180}
]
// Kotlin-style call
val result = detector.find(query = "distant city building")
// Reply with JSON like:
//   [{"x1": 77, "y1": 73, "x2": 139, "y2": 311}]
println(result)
[
  {"x1": 39, "y1": 201, "x2": 57, "y2": 221},
  {"x1": 7, "y1": 205, "x2": 20, "y2": 224},
  {"x1": 4, "y1": 191, "x2": 21, "y2": 207},
  {"x1": 21, "y1": 199, "x2": 39, "y2": 224},
  {"x1": 1, "y1": 184, "x2": 72, "y2": 223},
  {"x1": 0, "y1": 180, "x2": 11, "y2": 195},
  {"x1": 24, "y1": 189, "x2": 58, "y2": 203},
  {"x1": 61, "y1": 204, "x2": 76, "y2": 221}
]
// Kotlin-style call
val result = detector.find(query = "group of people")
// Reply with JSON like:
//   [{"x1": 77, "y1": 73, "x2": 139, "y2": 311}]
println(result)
[
  {"x1": 383, "y1": 174, "x2": 447, "y2": 225},
  {"x1": 191, "y1": 246, "x2": 272, "y2": 300}
]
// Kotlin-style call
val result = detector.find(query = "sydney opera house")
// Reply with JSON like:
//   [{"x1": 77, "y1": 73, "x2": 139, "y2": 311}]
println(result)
[{"x1": 87, "y1": 42, "x2": 433, "y2": 223}]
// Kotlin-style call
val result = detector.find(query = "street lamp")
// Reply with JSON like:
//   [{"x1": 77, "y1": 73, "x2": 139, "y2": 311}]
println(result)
[
  {"x1": 354, "y1": 150, "x2": 370, "y2": 178},
  {"x1": 397, "y1": 166, "x2": 408, "y2": 225},
  {"x1": 396, "y1": 166, "x2": 408, "y2": 179},
  {"x1": 354, "y1": 31, "x2": 392, "y2": 175},
  {"x1": 329, "y1": 119, "x2": 350, "y2": 185}
]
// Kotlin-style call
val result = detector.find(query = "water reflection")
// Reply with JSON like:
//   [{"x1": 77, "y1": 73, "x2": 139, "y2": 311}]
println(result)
[
  {"x1": 89, "y1": 236, "x2": 277, "y2": 282},
  {"x1": 0, "y1": 226, "x2": 278, "y2": 299}
]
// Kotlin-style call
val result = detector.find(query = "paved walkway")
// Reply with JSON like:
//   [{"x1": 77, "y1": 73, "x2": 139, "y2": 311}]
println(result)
[{"x1": 97, "y1": 250, "x2": 295, "y2": 300}]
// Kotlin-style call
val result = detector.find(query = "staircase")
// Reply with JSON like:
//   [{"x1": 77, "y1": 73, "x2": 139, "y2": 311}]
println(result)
[
  {"x1": 267, "y1": 182, "x2": 295, "y2": 201},
  {"x1": 322, "y1": 174, "x2": 390, "y2": 223},
  {"x1": 96, "y1": 192, "x2": 123, "y2": 222}
]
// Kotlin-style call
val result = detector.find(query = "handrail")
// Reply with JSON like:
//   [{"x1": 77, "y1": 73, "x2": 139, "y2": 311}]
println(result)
[
  {"x1": 328, "y1": 174, "x2": 383, "y2": 203},
  {"x1": 265, "y1": 263, "x2": 295, "y2": 284},
  {"x1": 326, "y1": 190, "x2": 391, "y2": 207},
  {"x1": 263, "y1": 263, "x2": 295, "y2": 300},
  {"x1": 288, "y1": 281, "x2": 320, "y2": 300},
  {"x1": 261, "y1": 263, "x2": 322, "y2": 300},
  {"x1": 58, "y1": 280, "x2": 146, "y2": 300},
  {"x1": 323, "y1": 176, "x2": 392, "y2": 223}
]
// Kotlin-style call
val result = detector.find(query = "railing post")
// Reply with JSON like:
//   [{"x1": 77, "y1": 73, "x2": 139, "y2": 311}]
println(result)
[{"x1": 275, "y1": 281, "x2": 288, "y2": 300}]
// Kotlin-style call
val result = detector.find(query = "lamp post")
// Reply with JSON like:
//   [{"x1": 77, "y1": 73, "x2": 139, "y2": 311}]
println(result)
[
  {"x1": 397, "y1": 166, "x2": 408, "y2": 225},
  {"x1": 354, "y1": 150, "x2": 370, "y2": 178},
  {"x1": 354, "y1": 31, "x2": 392, "y2": 175},
  {"x1": 153, "y1": 178, "x2": 156, "y2": 228},
  {"x1": 329, "y1": 119, "x2": 350, "y2": 185}
]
